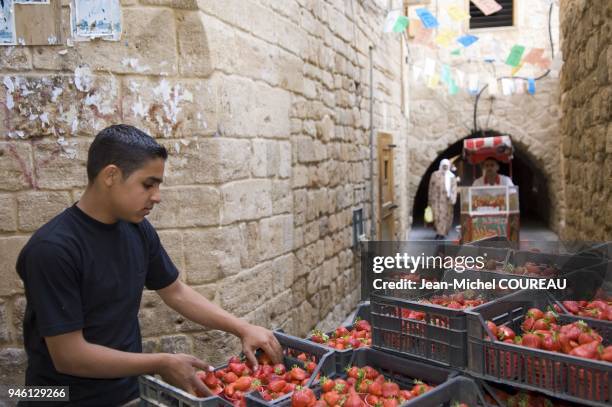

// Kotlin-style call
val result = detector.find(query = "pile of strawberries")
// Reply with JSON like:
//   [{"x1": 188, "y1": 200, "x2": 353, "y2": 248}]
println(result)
[
  {"x1": 421, "y1": 293, "x2": 486, "y2": 310},
  {"x1": 196, "y1": 352, "x2": 319, "y2": 407},
  {"x1": 310, "y1": 319, "x2": 372, "y2": 350},
  {"x1": 557, "y1": 299, "x2": 612, "y2": 321},
  {"x1": 485, "y1": 307, "x2": 612, "y2": 362},
  {"x1": 290, "y1": 365, "x2": 435, "y2": 407},
  {"x1": 511, "y1": 262, "x2": 558, "y2": 277}
]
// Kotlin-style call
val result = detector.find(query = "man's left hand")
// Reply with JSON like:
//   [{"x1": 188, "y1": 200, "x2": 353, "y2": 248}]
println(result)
[{"x1": 239, "y1": 324, "x2": 283, "y2": 369}]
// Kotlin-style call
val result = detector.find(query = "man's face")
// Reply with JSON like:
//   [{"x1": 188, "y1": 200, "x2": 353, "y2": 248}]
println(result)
[
  {"x1": 482, "y1": 159, "x2": 499, "y2": 176},
  {"x1": 441, "y1": 164, "x2": 449, "y2": 171},
  {"x1": 107, "y1": 158, "x2": 165, "y2": 223}
]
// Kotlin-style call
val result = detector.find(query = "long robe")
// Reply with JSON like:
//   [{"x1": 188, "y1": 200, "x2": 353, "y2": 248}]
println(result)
[{"x1": 428, "y1": 170, "x2": 457, "y2": 236}]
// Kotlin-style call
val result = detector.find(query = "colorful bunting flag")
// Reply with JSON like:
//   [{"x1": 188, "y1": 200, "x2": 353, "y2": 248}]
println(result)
[
  {"x1": 506, "y1": 45, "x2": 526, "y2": 67},
  {"x1": 456, "y1": 70, "x2": 466, "y2": 88},
  {"x1": 501, "y1": 78, "x2": 514, "y2": 95},
  {"x1": 523, "y1": 48, "x2": 551, "y2": 69},
  {"x1": 528, "y1": 78, "x2": 536, "y2": 95},
  {"x1": 427, "y1": 74, "x2": 440, "y2": 88},
  {"x1": 488, "y1": 77, "x2": 499, "y2": 95},
  {"x1": 416, "y1": 8, "x2": 439, "y2": 29},
  {"x1": 424, "y1": 58, "x2": 436, "y2": 77},
  {"x1": 435, "y1": 29, "x2": 456, "y2": 48},
  {"x1": 384, "y1": 10, "x2": 409, "y2": 33},
  {"x1": 412, "y1": 66, "x2": 423, "y2": 82},
  {"x1": 448, "y1": 80, "x2": 460, "y2": 95},
  {"x1": 451, "y1": 48, "x2": 462, "y2": 56},
  {"x1": 470, "y1": 0, "x2": 503, "y2": 16},
  {"x1": 511, "y1": 63, "x2": 524, "y2": 76},
  {"x1": 468, "y1": 74, "x2": 480, "y2": 94},
  {"x1": 441, "y1": 64, "x2": 452, "y2": 84},
  {"x1": 447, "y1": 6, "x2": 471, "y2": 21},
  {"x1": 514, "y1": 78, "x2": 525, "y2": 94},
  {"x1": 457, "y1": 34, "x2": 479, "y2": 48}
]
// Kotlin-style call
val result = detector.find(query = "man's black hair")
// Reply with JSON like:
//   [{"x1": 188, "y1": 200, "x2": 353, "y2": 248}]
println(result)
[{"x1": 87, "y1": 124, "x2": 168, "y2": 182}]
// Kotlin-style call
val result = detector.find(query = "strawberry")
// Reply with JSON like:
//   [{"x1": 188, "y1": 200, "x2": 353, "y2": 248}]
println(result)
[
  {"x1": 569, "y1": 340, "x2": 601, "y2": 359},
  {"x1": 290, "y1": 366, "x2": 307, "y2": 382},
  {"x1": 233, "y1": 376, "x2": 252, "y2": 392},
  {"x1": 527, "y1": 308, "x2": 544, "y2": 320},
  {"x1": 310, "y1": 330, "x2": 328, "y2": 344},
  {"x1": 268, "y1": 380, "x2": 287, "y2": 393},
  {"x1": 323, "y1": 390, "x2": 341, "y2": 407},
  {"x1": 497, "y1": 326, "x2": 516, "y2": 341},
  {"x1": 368, "y1": 380, "x2": 382, "y2": 396},
  {"x1": 485, "y1": 320, "x2": 498, "y2": 337},
  {"x1": 382, "y1": 398, "x2": 398, "y2": 407},
  {"x1": 411, "y1": 381, "x2": 432, "y2": 396},
  {"x1": 297, "y1": 353, "x2": 308, "y2": 362},
  {"x1": 363, "y1": 366, "x2": 379, "y2": 380},
  {"x1": 321, "y1": 377, "x2": 334, "y2": 393},
  {"x1": 305, "y1": 361, "x2": 317, "y2": 374},
  {"x1": 223, "y1": 372, "x2": 238, "y2": 384},
  {"x1": 381, "y1": 381, "x2": 399, "y2": 398},
  {"x1": 532, "y1": 318, "x2": 550, "y2": 331},
  {"x1": 354, "y1": 319, "x2": 371, "y2": 332},
  {"x1": 346, "y1": 366, "x2": 362, "y2": 379},
  {"x1": 343, "y1": 389, "x2": 365, "y2": 407},
  {"x1": 291, "y1": 387, "x2": 316, "y2": 407}
]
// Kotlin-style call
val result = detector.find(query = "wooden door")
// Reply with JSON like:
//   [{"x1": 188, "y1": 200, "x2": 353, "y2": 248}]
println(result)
[{"x1": 377, "y1": 133, "x2": 396, "y2": 240}]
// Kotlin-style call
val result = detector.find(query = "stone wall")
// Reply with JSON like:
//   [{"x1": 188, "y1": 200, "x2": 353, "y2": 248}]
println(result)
[
  {"x1": 558, "y1": 0, "x2": 612, "y2": 241},
  {"x1": 404, "y1": 0, "x2": 565, "y2": 232},
  {"x1": 0, "y1": 0, "x2": 408, "y2": 384}
]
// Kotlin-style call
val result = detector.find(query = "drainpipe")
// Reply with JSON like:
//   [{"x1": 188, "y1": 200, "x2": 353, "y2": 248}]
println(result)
[{"x1": 369, "y1": 44, "x2": 376, "y2": 240}]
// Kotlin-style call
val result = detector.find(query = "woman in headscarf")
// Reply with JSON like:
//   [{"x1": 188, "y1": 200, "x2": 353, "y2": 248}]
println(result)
[{"x1": 428, "y1": 159, "x2": 458, "y2": 240}]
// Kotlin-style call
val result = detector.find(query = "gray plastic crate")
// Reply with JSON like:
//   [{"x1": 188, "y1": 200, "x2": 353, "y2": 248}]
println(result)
[
  {"x1": 246, "y1": 348, "x2": 455, "y2": 407},
  {"x1": 140, "y1": 331, "x2": 335, "y2": 407},
  {"x1": 139, "y1": 374, "x2": 232, "y2": 407},
  {"x1": 466, "y1": 289, "x2": 612, "y2": 407}
]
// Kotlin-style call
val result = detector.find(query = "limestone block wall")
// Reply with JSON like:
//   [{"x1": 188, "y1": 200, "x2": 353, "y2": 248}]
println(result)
[
  {"x1": 558, "y1": 0, "x2": 612, "y2": 240},
  {"x1": 404, "y1": 0, "x2": 565, "y2": 232},
  {"x1": 0, "y1": 0, "x2": 408, "y2": 384}
]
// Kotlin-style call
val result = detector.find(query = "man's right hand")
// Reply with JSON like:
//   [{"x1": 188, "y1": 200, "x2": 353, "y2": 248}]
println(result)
[{"x1": 158, "y1": 353, "x2": 212, "y2": 397}]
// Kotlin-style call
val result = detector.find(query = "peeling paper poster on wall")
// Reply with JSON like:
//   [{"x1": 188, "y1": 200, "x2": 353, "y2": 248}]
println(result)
[
  {"x1": 0, "y1": 0, "x2": 16, "y2": 45},
  {"x1": 71, "y1": 0, "x2": 121, "y2": 41}
]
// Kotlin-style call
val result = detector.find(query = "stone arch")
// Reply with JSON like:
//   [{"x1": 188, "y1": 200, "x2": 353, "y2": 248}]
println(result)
[{"x1": 408, "y1": 118, "x2": 564, "y2": 233}]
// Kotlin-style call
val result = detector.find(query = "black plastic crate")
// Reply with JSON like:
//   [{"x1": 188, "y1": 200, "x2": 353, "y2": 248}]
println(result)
[
  {"x1": 405, "y1": 376, "x2": 487, "y2": 407},
  {"x1": 466, "y1": 289, "x2": 612, "y2": 407},
  {"x1": 508, "y1": 250, "x2": 607, "y2": 276},
  {"x1": 141, "y1": 331, "x2": 335, "y2": 407},
  {"x1": 370, "y1": 287, "x2": 495, "y2": 368},
  {"x1": 247, "y1": 348, "x2": 454, "y2": 407},
  {"x1": 308, "y1": 302, "x2": 371, "y2": 374},
  {"x1": 140, "y1": 374, "x2": 232, "y2": 407}
]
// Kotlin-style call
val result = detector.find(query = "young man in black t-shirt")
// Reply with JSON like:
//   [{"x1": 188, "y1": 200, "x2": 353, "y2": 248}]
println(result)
[{"x1": 16, "y1": 125, "x2": 283, "y2": 406}]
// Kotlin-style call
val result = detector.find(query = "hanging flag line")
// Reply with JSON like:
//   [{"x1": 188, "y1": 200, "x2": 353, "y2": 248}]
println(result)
[{"x1": 381, "y1": 1, "x2": 554, "y2": 97}]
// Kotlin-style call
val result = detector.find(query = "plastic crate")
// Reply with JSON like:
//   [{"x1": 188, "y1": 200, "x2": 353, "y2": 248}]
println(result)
[
  {"x1": 370, "y1": 286, "x2": 495, "y2": 368},
  {"x1": 404, "y1": 376, "x2": 487, "y2": 407},
  {"x1": 247, "y1": 348, "x2": 454, "y2": 407},
  {"x1": 140, "y1": 374, "x2": 232, "y2": 407},
  {"x1": 466, "y1": 289, "x2": 612, "y2": 407},
  {"x1": 309, "y1": 302, "x2": 371, "y2": 374},
  {"x1": 141, "y1": 331, "x2": 335, "y2": 407},
  {"x1": 508, "y1": 250, "x2": 606, "y2": 276}
]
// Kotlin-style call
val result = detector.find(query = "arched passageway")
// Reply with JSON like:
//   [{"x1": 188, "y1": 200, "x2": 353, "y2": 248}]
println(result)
[{"x1": 411, "y1": 131, "x2": 553, "y2": 238}]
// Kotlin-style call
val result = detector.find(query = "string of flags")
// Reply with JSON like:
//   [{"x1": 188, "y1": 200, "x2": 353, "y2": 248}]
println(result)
[{"x1": 384, "y1": 0, "x2": 553, "y2": 97}]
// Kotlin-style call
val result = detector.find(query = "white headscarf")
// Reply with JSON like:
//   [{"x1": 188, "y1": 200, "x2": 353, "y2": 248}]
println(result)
[{"x1": 439, "y1": 159, "x2": 455, "y2": 198}]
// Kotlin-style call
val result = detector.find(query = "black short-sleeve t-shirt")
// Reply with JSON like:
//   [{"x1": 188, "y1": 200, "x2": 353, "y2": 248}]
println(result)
[{"x1": 16, "y1": 204, "x2": 179, "y2": 406}]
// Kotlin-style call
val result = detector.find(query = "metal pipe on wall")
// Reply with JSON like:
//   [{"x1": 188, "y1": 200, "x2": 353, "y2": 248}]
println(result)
[{"x1": 369, "y1": 44, "x2": 376, "y2": 240}]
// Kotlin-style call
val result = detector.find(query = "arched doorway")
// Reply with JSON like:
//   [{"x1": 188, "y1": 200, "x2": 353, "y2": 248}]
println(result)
[{"x1": 411, "y1": 131, "x2": 552, "y2": 237}]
